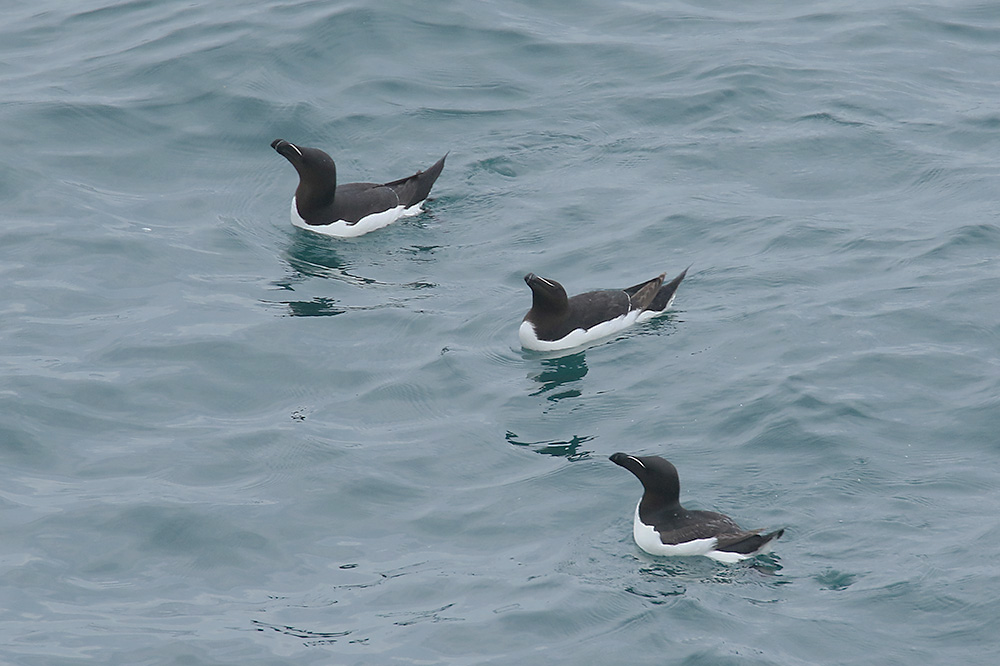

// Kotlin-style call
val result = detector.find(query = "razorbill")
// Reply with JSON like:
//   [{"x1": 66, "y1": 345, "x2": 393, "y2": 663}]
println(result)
[
  {"x1": 610, "y1": 452, "x2": 783, "y2": 563},
  {"x1": 271, "y1": 139, "x2": 446, "y2": 238},
  {"x1": 519, "y1": 267, "x2": 687, "y2": 351}
]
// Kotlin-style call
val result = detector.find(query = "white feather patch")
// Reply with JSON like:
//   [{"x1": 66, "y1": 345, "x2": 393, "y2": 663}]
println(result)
[
  {"x1": 289, "y1": 197, "x2": 423, "y2": 238},
  {"x1": 631, "y1": 503, "x2": 752, "y2": 564},
  {"x1": 519, "y1": 311, "x2": 639, "y2": 351}
]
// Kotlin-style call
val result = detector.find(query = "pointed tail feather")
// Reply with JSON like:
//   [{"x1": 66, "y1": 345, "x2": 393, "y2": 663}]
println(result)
[
  {"x1": 625, "y1": 266, "x2": 689, "y2": 313},
  {"x1": 383, "y1": 153, "x2": 448, "y2": 207},
  {"x1": 627, "y1": 273, "x2": 665, "y2": 311},
  {"x1": 649, "y1": 266, "x2": 688, "y2": 312}
]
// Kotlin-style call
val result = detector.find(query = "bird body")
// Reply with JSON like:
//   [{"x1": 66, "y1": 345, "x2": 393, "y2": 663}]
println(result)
[
  {"x1": 272, "y1": 139, "x2": 446, "y2": 237},
  {"x1": 610, "y1": 452, "x2": 783, "y2": 563}
]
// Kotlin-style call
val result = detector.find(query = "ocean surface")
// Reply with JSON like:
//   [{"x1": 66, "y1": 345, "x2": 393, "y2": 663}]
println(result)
[{"x1": 2, "y1": 1, "x2": 999, "y2": 663}]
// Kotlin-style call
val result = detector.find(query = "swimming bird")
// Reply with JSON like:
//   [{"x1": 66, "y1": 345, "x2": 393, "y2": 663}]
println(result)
[
  {"x1": 271, "y1": 139, "x2": 446, "y2": 238},
  {"x1": 519, "y1": 267, "x2": 687, "y2": 351},
  {"x1": 610, "y1": 452, "x2": 783, "y2": 563}
]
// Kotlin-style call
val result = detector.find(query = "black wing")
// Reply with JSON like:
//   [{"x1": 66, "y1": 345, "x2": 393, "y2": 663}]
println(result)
[
  {"x1": 564, "y1": 289, "x2": 632, "y2": 332},
  {"x1": 330, "y1": 182, "x2": 401, "y2": 224},
  {"x1": 653, "y1": 510, "x2": 745, "y2": 545}
]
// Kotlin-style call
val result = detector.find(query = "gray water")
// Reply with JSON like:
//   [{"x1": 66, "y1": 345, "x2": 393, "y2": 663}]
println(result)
[{"x1": 2, "y1": 1, "x2": 1000, "y2": 664}]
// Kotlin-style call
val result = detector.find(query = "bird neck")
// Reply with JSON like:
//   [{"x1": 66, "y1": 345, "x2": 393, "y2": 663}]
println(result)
[{"x1": 639, "y1": 493, "x2": 682, "y2": 517}]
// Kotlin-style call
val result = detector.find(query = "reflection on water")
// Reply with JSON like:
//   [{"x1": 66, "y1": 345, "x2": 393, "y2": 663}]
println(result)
[
  {"x1": 269, "y1": 233, "x2": 438, "y2": 316},
  {"x1": 528, "y1": 351, "x2": 588, "y2": 400},
  {"x1": 635, "y1": 552, "x2": 784, "y2": 584},
  {"x1": 505, "y1": 431, "x2": 593, "y2": 461},
  {"x1": 284, "y1": 231, "x2": 346, "y2": 273},
  {"x1": 281, "y1": 232, "x2": 372, "y2": 283},
  {"x1": 624, "y1": 582, "x2": 686, "y2": 603},
  {"x1": 271, "y1": 296, "x2": 347, "y2": 317}
]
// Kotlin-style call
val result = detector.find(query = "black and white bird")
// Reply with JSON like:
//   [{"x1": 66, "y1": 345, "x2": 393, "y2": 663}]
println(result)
[
  {"x1": 519, "y1": 268, "x2": 687, "y2": 351},
  {"x1": 271, "y1": 139, "x2": 446, "y2": 237},
  {"x1": 610, "y1": 452, "x2": 783, "y2": 563}
]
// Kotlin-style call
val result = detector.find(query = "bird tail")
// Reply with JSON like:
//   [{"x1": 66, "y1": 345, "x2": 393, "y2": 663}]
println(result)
[
  {"x1": 383, "y1": 153, "x2": 448, "y2": 208},
  {"x1": 625, "y1": 265, "x2": 689, "y2": 313},
  {"x1": 627, "y1": 273, "x2": 665, "y2": 311},
  {"x1": 716, "y1": 528, "x2": 784, "y2": 555}
]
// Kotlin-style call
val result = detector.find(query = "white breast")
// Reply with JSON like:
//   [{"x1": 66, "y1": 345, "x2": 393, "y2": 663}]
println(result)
[
  {"x1": 289, "y1": 197, "x2": 423, "y2": 238},
  {"x1": 519, "y1": 311, "x2": 640, "y2": 351}
]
